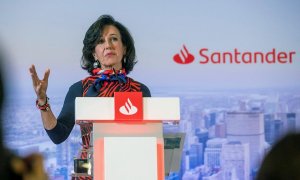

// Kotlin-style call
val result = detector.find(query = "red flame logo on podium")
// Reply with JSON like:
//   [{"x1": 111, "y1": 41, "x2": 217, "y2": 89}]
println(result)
[
  {"x1": 119, "y1": 98, "x2": 138, "y2": 115},
  {"x1": 114, "y1": 92, "x2": 143, "y2": 121}
]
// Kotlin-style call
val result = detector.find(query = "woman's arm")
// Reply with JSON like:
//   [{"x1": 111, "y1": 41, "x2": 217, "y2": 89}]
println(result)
[
  {"x1": 29, "y1": 65, "x2": 82, "y2": 144},
  {"x1": 45, "y1": 81, "x2": 82, "y2": 144},
  {"x1": 29, "y1": 65, "x2": 57, "y2": 130}
]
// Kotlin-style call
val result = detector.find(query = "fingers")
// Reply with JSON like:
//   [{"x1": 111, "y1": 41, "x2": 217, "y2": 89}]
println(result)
[
  {"x1": 29, "y1": 65, "x2": 51, "y2": 86},
  {"x1": 10, "y1": 156, "x2": 27, "y2": 174},
  {"x1": 29, "y1": 65, "x2": 50, "y2": 100},
  {"x1": 24, "y1": 154, "x2": 48, "y2": 180},
  {"x1": 36, "y1": 81, "x2": 42, "y2": 92},
  {"x1": 24, "y1": 154, "x2": 44, "y2": 172},
  {"x1": 29, "y1": 64, "x2": 38, "y2": 78},
  {"x1": 29, "y1": 65, "x2": 39, "y2": 87},
  {"x1": 43, "y1": 68, "x2": 50, "y2": 82},
  {"x1": 11, "y1": 154, "x2": 48, "y2": 180}
]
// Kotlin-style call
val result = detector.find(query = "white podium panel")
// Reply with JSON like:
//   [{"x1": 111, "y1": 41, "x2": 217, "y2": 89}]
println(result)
[
  {"x1": 104, "y1": 137, "x2": 157, "y2": 180},
  {"x1": 76, "y1": 97, "x2": 180, "y2": 121}
]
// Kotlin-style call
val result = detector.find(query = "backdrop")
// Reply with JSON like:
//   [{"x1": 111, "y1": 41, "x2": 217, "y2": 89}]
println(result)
[{"x1": 1, "y1": 1, "x2": 299, "y2": 179}]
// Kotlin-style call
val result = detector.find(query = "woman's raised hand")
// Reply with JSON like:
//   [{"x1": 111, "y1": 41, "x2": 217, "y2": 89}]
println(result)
[{"x1": 29, "y1": 65, "x2": 50, "y2": 103}]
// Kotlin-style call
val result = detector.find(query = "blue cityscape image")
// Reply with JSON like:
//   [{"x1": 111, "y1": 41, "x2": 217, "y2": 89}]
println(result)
[{"x1": 3, "y1": 87, "x2": 300, "y2": 180}]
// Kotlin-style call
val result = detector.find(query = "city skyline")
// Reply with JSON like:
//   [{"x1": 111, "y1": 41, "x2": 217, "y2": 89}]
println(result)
[{"x1": 3, "y1": 88, "x2": 300, "y2": 179}]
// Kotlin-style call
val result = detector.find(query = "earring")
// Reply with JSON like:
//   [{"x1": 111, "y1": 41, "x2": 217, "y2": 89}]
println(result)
[
  {"x1": 93, "y1": 60, "x2": 99, "y2": 68},
  {"x1": 123, "y1": 57, "x2": 127, "y2": 64}
]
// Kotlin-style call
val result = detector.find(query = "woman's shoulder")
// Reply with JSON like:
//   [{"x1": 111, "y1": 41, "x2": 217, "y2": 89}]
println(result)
[
  {"x1": 65, "y1": 80, "x2": 83, "y2": 97},
  {"x1": 140, "y1": 82, "x2": 151, "y2": 97},
  {"x1": 69, "y1": 76, "x2": 95, "y2": 89},
  {"x1": 69, "y1": 80, "x2": 83, "y2": 90},
  {"x1": 128, "y1": 77, "x2": 151, "y2": 97}
]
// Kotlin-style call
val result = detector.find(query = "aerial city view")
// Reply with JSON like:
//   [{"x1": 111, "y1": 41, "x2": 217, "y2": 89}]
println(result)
[{"x1": 3, "y1": 87, "x2": 300, "y2": 180}]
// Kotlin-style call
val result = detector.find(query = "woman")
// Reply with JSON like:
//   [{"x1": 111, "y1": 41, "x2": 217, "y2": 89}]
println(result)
[{"x1": 29, "y1": 15, "x2": 151, "y2": 145}]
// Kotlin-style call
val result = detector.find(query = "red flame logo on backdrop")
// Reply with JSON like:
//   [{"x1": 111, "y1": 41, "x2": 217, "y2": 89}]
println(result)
[
  {"x1": 173, "y1": 45, "x2": 195, "y2": 64},
  {"x1": 119, "y1": 98, "x2": 137, "y2": 115}
]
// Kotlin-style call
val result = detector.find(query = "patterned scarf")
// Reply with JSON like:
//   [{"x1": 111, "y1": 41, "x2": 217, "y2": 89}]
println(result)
[{"x1": 82, "y1": 68, "x2": 141, "y2": 97}]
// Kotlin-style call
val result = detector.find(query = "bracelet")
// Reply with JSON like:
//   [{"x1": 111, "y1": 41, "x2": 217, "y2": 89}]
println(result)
[{"x1": 36, "y1": 97, "x2": 50, "y2": 111}]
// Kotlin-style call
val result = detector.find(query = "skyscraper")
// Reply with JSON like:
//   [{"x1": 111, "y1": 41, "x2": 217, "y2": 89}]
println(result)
[
  {"x1": 189, "y1": 142, "x2": 203, "y2": 169},
  {"x1": 226, "y1": 112, "x2": 264, "y2": 173},
  {"x1": 215, "y1": 123, "x2": 226, "y2": 138},
  {"x1": 264, "y1": 114, "x2": 284, "y2": 145},
  {"x1": 195, "y1": 129, "x2": 209, "y2": 165},
  {"x1": 287, "y1": 113, "x2": 296, "y2": 132},
  {"x1": 204, "y1": 138, "x2": 228, "y2": 169},
  {"x1": 276, "y1": 113, "x2": 295, "y2": 134},
  {"x1": 264, "y1": 114, "x2": 274, "y2": 144},
  {"x1": 221, "y1": 141, "x2": 250, "y2": 180}
]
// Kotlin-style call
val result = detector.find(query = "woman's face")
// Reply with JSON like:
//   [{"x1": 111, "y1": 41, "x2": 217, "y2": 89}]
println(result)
[{"x1": 93, "y1": 25, "x2": 126, "y2": 70}]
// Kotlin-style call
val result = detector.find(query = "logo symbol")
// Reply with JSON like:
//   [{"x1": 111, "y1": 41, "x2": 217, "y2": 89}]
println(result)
[
  {"x1": 119, "y1": 98, "x2": 138, "y2": 115},
  {"x1": 173, "y1": 45, "x2": 195, "y2": 64}
]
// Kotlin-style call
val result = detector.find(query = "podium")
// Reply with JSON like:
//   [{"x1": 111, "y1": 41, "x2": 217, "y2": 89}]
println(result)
[{"x1": 75, "y1": 92, "x2": 180, "y2": 180}]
